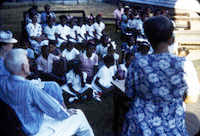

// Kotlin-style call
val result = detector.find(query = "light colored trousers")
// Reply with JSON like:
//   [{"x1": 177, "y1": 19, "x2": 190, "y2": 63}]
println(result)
[{"x1": 34, "y1": 109, "x2": 94, "y2": 136}]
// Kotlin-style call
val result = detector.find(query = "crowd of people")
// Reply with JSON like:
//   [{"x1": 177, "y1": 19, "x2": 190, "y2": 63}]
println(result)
[{"x1": 0, "y1": 2, "x2": 200, "y2": 136}]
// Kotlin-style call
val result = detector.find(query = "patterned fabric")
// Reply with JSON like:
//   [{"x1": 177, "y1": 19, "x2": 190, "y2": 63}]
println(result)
[{"x1": 122, "y1": 53, "x2": 189, "y2": 136}]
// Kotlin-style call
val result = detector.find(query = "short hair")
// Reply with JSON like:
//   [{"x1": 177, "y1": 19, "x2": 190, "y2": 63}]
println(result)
[
  {"x1": 44, "y1": 4, "x2": 50, "y2": 9},
  {"x1": 103, "y1": 55, "x2": 114, "y2": 65},
  {"x1": 59, "y1": 15, "x2": 67, "y2": 21},
  {"x1": 143, "y1": 15, "x2": 174, "y2": 49},
  {"x1": 4, "y1": 48, "x2": 27, "y2": 74}
]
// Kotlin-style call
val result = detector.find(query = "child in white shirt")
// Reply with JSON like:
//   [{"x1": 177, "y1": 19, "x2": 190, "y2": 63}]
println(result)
[
  {"x1": 85, "y1": 19, "x2": 95, "y2": 40},
  {"x1": 63, "y1": 62, "x2": 93, "y2": 103},
  {"x1": 26, "y1": 14, "x2": 48, "y2": 54},
  {"x1": 43, "y1": 16, "x2": 57, "y2": 40},
  {"x1": 78, "y1": 18, "x2": 87, "y2": 42},
  {"x1": 55, "y1": 15, "x2": 71, "y2": 47},
  {"x1": 61, "y1": 42, "x2": 80, "y2": 61},
  {"x1": 92, "y1": 55, "x2": 117, "y2": 100},
  {"x1": 93, "y1": 14, "x2": 105, "y2": 39}
]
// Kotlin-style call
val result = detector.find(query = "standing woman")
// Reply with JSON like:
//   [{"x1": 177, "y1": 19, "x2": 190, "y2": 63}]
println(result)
[{"x1": 121, "y1": 16, "x2": 200, "y2": 136}]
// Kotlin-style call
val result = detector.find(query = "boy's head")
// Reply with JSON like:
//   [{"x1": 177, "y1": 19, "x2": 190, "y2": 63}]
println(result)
[
  {"x1": 44, "y1": 4, "x2": 51, "y2": 14},
  {"x1": 30, "y1": 14, "x2": 38, "y2": 24},
  {"x1": 48, "y1": 40, "x2": 56, "y2": 52},
  {"x1": 59, "y1": 15, "x2": 67, "y2": 25},
  {"x1": 103, "y1": 55, "x2": 114, "y2": 68},
  {"x1": 66, "y1": 42, "x2": 74, "y2": 51},
  {"x1": 96, "y1": 14, "x2": 102, "y2": 23},
  {"x1": 143, "y1": 15, "x2": 174, "y2": 51},
  {"x1": 47, "y1": 16, "x2": 53, "y2": 26},
  {"x1": 138, "y1": 41, "x2": 150, "y2": 55}
]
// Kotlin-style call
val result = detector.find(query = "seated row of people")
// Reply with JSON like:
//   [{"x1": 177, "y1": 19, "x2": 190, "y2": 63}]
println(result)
[{"x1": 26, "y1": 9, "x2": 105, "y2": 55}]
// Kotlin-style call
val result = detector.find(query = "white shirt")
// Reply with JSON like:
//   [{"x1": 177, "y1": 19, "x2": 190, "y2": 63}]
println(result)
[
  {"x1": 55, "y1": 24, "x2": 71, "y2": 40},
  {"x1": 93, "y1": 22, "x2": 105, "y2": 35},
  {"x1": 43, "y1": 24, "x2": 57, "y2": 40},
  {"x1": 47, "y1": 53, "x2": 60, "y2": 73},
  {"x1": 62, "y1": 48, "x2": 80, "y2": 61},
  {"x1": 92, "y1": 65, "x2": 116, "y2": 92},
  {"x1": 69, "y1": 25, "x2": 80, "y2": 42},
  {"x1": 136, "y1": 19, "x2": 144, "y2": 34},
  {"x1": 66, "y1": 70, "x2": 87, "y2": 93},
  {"x1": 119, "y1": 64, "x2": 128, "y2": 78},
  {"x1": 127, "y1": 19, "x2": 137, "y2": 29},
  {"x1": 85, "y1": 24, "x2": 95, "y2": 38},
  {"x1": 184, "y1": 59, "x2": 200, "y2": 97},
  {"x1": 26, "y1": 23, "x2": 42, "y2": 38},
  {"x1": 79, "y1": 25, "x2": 86, "y2": 39}
]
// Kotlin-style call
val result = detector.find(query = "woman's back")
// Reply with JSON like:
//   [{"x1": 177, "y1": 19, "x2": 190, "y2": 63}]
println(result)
[{"x1": 123, "y1": 53, "x2": 189, "y2": 136}]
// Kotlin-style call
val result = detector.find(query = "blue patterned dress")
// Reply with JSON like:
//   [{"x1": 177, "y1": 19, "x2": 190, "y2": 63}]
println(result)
[{"x1": 121, "y1": 53, "x2": 189, "y2": 136}]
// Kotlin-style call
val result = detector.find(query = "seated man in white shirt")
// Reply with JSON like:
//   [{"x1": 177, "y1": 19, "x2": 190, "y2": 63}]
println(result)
[
  {"x1": 61, "y1": 42, "x2": 80, "y2": 62},
  {"x1": 26, "y1": 14, "x2": 48, "y2": 54},
  {"x1": 93, "y1": 14, "x2": 105, "y2": 39},
  {"x1": 78, "y1": 18, "x2": 87, "y2": 43},
  {"x1": 43, "y1": 16, "x2": 57, "y2": 41},
  {"x1": 68, "y1": 18, "x2": 80, "y2": 43},
  {"x1": 85, "y1": 19, "x2": 95, "y2": 40},
  {"x1": 55, "y1": 15, "x2": 71, "y2": 47},
  {"x1": 0, "y1": 48, "x2": 94, "y2": 136}
]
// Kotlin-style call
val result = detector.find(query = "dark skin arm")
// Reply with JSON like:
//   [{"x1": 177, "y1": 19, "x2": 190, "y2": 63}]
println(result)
[
  {"x1": 68, "y1": 83, "x2": 81, "y2": 98},
  {"x1": 95, "y1": 77, "x2": 108, "y2": 91}
]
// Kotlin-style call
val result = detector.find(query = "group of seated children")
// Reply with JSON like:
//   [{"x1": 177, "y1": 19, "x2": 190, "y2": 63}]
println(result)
[
  {"x1": 25, "y1": 4, "x2": 106, "y2": 55},
  {"x1": 27, "y1": 31, "x2": 139, "y2": 103},
  {"x1": 24, "y1": 4, "x2": 157, "y2": 103}
]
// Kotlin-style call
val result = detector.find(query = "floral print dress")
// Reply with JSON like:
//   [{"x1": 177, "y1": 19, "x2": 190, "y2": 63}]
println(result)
[{"x1": 121, "y1": 53, "x2": 189, "y2": 136}]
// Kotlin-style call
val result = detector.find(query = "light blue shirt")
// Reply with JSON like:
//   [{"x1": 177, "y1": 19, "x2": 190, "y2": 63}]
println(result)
[
  {"x1": 0, "y1": 56, "x2": 64, "y2": 104},
  {"x1": 0, "y1": 75, "x2": 68, "y2": 135}
]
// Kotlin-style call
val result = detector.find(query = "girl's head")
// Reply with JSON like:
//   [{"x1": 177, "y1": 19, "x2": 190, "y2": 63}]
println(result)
[
  {"x1": 86, "y1": 43, "x2": 95, "y2": 57},
  {"x1": 41, "y1": 46, "x2": 49, "y2": 59},
  {"x1": 72, "y1": 61, "x2": 81, "y2": 74},
  {"x1": 103, "y1": 55, "x2": 114, "y2": 68},
  {"x1": 143, "y1": 15, "x2": 174, "y2": 51}
]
